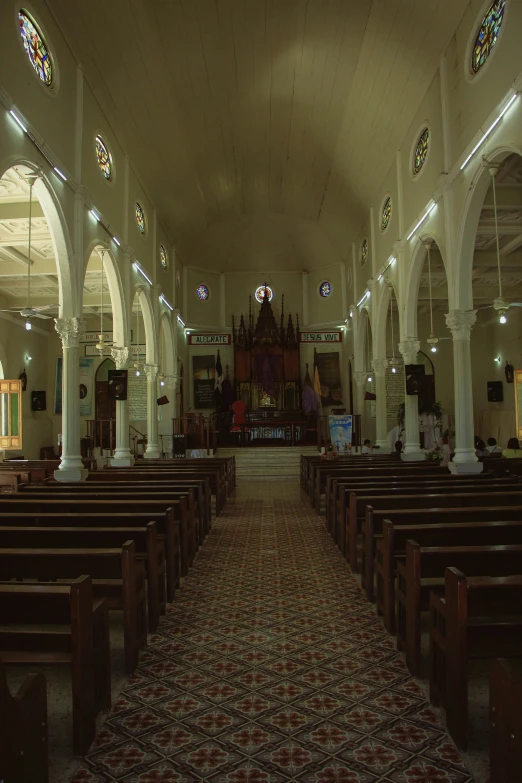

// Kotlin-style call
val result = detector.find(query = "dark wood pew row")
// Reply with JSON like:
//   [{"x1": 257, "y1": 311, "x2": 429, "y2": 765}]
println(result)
[
  {"x1": 0, "y1": 575, "x2": 110, "y2": 756},
  {"x1": 4, "y1": 458, "x2": 96, "y2": 474},
  {"x1": 490, "y1": 658, "x2": 522, "y2": 783},
  {"x1": 0, "y1": 523, "x2": 158, "y2": 654},
  {"x1": 340, "y1": 479, "x2": 519, "y2": 564},
  {"x1": 0, "y1": 541, "x2": 145, "y2": 675},
  {"x1": 0, "y1": 497, "x2": 186, "y2": 588},
  {"x1": 312, "y1": 463, "x2": 449, "y2": 513},
  {"x1": 394, "y1": 535, "x2": 522, "y2": 675},
  {"x1": 300, "y1": 453, "x2": 394, "y2": 493},
  {"x1": 134, "y1": 456, "x2": 236, "y2": 493},
  {"x1": 363, "y1": 499, "x2": 522, "y2": 601},
  {"x1": 429, "y1": 568, "x2": 522, "y2": 750},
  {"x1": 0, "y1": 659, "x2": 48, "y2": 783},
  {"x1": 328, "y1": 472, "x2": 514, "y2": 540}
]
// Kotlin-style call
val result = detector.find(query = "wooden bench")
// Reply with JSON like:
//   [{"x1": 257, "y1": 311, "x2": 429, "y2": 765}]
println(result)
[
  {"x1": 0, "y1": 523, "x2": 158, "y2": 655},
  {"x1": 363, "y1": 501, "x2": 522, "y2": 601},
  {"x1": 0, "y1": 575, "x2": 110, "y2": 755},
  {"x1": 429, "y1": 568, "x2": 522, "y2": 749},
  {"x1": 0, "y1": 497, "x2": 185, "y2": 589},
  {"x1": 394, "y1": 534, "x2": 522, "y2": 674},
  {"x1": 0, "y1": 541, "x2": 145, "y2": 675},
  {"x1": 0, "y1": 659, "x2": 48, "y2": 783},
  {"x1": 490, "y1": 658, "x2": 522, "y2": 783}
]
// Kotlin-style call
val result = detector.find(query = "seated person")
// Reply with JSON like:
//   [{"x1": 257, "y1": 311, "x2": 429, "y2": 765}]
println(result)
[
  {"x1": 502, "y1": 437, "x2": 522, "y2": 459},
  {"x1": 391, "y1": 440, "x2": 402, "y2": 460},
  {"x1": 486, "y1": 437, "x2": 502, "y2": 454},
  {"x1": 361, "y1": 439, "x2": 373, "y2": 455},
  {"x1": 475, "y1": 439, "x2": 488, "y2": 457}
]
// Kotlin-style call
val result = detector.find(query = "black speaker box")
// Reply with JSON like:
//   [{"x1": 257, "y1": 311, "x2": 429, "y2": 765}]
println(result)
[
  {"x1": 487, "y1": 380, "x2": 503, "y2": 402},
  {"x1": 405, "y1": 364, "x2": 425, "y2": 395},
  {"x1": 31, "y1": 390, "x2": 46, "y2": 411},
  {"x1": 172, "y1": 433, "x2": 186, "y2": 458},
  {"x1": 108, "y1": 369, "x2": 128, "y2": 400}
]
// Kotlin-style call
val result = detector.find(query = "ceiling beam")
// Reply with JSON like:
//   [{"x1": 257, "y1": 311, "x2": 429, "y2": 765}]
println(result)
[
  {"x1": 418, "y1": 285, "x2": 522, "y2": 301},
  {"x1": 0, "y1": 203, "x2": 45, "y2": 220}
]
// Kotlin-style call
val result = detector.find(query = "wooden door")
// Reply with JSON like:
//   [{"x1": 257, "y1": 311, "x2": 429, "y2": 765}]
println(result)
[{"x1": 95, "y1": 359, "x2": 116, "y2": 450}]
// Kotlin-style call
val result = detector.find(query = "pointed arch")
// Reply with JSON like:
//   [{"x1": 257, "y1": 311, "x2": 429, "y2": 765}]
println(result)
[
  {"x1": 83, "y1": 241, "x2": 127, "y2": 349},
  {"x1": 402, "y1": 233, "x2": 448, "y2": 337},
  {"x1": 134, "y1": 285, "x2": 157, "y2": 365}
]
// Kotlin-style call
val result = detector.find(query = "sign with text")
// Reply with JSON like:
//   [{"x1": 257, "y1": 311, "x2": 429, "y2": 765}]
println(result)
[
  {"x1": 193, "y1": 354, "x2": 216, "y2": 409},
  {"x1": 85, "y1": 344, "x2": 146, "y2": 358},
  {"x1": 189, "y1": 334, "x2": 231, "y2": 345},
  {"x1": 329, "y1": 415, "x2": 353, "y2": 451},
  {"x1": 299, "y1": 331, "x2": 342, "y2": 343},
  {"x1": 128, "y1": 372, "x2": 147, "y2": 421},
  {"x1": 80, "y1": 331, "x2": 134, "y2": 344}
]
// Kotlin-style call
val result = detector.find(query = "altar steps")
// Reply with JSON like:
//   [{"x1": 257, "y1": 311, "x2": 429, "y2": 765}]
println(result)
[{"x1": 218, "y1": 446, "x2": 317, "y2": 481}]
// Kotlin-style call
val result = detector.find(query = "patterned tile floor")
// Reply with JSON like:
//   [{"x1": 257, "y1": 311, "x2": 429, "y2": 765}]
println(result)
[{"x1": 70, "y1": 484, "x2": 475, "y2": 783}]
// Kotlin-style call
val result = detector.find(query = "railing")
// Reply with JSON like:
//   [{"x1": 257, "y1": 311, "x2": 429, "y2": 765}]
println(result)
[
  {"x1": 129, "y1": 425, "x2": 147, "y2": 459},
  {"x1": 86, "y1": 419, "x2": 116, "y2": 454}
]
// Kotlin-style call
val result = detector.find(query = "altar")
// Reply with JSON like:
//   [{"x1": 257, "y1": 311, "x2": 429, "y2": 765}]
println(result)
[{"x1": 246, "y1": 410, "x2": 306, "y2": 445}]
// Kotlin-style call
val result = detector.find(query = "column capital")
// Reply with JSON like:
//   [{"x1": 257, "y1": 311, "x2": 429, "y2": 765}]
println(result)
[
  {"x1": 353, "y1": 370, "x2": 367, "y2": 388},
  {"x1": 111, "y1": 346, "x2": 130, "y2": 370},
  {"x1": 445, "y1": 309, "x2": 477, "y2": 340},
  {"x1": 144, "y1": 363, "x2": 159, "y2": 381},
  {"x1": 372, "y1": 358, "x2": 388, "y2": 378},
  {"x1": 54, "y1": 317, "x2": 85, "y2": 348},
  {"x1": 398, "y1": 339, "x2": 420, "y2": 365}
]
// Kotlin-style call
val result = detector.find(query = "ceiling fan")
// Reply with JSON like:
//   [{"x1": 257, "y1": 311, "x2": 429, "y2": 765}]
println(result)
[
  {"x1": 0, "y1": 173, "x2": 58, "y2": 329},
  {"x1": 478, "y1": 163, "x2": 522, "y2": 325},
  {"x1": 422, "y1": 239, "x2": 451, "y2": 352}
]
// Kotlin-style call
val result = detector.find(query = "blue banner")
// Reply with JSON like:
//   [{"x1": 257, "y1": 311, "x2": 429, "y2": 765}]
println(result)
[{"x1": 328, "y1": 415, "x2": 353, "y2": 452}]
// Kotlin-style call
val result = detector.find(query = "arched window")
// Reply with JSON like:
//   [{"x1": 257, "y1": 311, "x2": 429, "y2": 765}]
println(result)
[
  {"x1": 95, "y1": 136, "x2": 112, "y2": 181},
  {"x1": 413, "y1": 128, "x2": 430, "y2": 175},
  {"x1": 471, "y1": 0, "x2": 506, "y2": 74},
  {"x1": 18, "y1": 10, "x2": 53, "y2": 86},
  {"x1": 381, "y1": 197, "x2": 392, "y2": 232},
  {"x1": 361, "y1": 239, "x2": 368, "y2": 265},
  {"x1": 135, "y1": 202, "x2": 146, "y2": 234},
  {"x1": 160, "y1": 245, "x2": 168, "y2": 269}
]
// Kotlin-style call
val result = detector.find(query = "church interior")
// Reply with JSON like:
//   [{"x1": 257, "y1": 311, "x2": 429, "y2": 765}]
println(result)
[{"x1": 1, "y1": 2, "x2": 522, "y2": 782}]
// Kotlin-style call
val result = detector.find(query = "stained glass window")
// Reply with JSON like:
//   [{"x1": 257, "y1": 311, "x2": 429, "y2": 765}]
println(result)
[
  {"x1": 196, "y1": 284, "x2": 209, "y2": 301},
  {"x1": 319, "y1": 281, "x2": 332, "y2": 298},
  {"x1": 413, "y1": 128, "x2": 430, "y2": 175},
  {"x1": 255, "y1": 285, "x2": 274, "y2": 303},
  {"x1": 472, "y1": 0, "x2": 506, "y2": 74},
  {"x1": 19, "y1": 11, "x2": 52, "y2": 86},
  {"x1": 135, "y1": 202, "x2": 146, "y2": 234},
  {"x1": 95, "y1": 135, "x2": 112, "y2": 181},
  {"x1": 381, "y1": 197, "x2": 392, "y2": 232},
  {"x1": 160, "y1": 245, "x2": 168, "y2": 269},
  {"x1": 361, "y1": 238, "x2": 368, "y2": 265}
]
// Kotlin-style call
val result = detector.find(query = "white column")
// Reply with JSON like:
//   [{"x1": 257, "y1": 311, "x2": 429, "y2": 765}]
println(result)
[
  {"x1": 372, "y1": 357, "x2": 390, "y2": 452},
  {"x1": 398, "y1": 339, "x2": 425, "y2": 461},
  {"x1": 144, "y1": 363, "x2": 160, "y2": 458},
  {"x1": 110, "y1": 347, "x2": 135, "y2": 467},
  {"x1": 54, "y1": 317, "x2": 88, "y2": 481},
  {"x1": 445, "y1": 310, "x2": 482, "y2": 474}
]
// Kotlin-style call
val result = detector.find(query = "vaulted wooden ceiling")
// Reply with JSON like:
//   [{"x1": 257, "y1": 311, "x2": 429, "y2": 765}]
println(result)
[{"x1": 47, "y1": 0, "x2": 471, "y2": 270}]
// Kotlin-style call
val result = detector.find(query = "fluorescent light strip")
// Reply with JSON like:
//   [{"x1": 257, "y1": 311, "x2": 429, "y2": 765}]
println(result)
[
  {"x1": 460, "y1": 93, "x2": 518, "y2": 170},
  {"x1": 160, "y1": 294, "x2": 174, "y2": 311},
  {"x1": 9, "y1": 109, "x2": 27, "y2": 133},
  {"x1": 356, "y1": 291, "x2": 370, "y2": 307},
  {"x1": 90, "y1": 209, "x2": 100, "y2": 222},
  {"x1": 133, "y1": 261, "x2": 152, "y2": 286},
  {"x1": 406, "y1": 202, "x2": 436, "y2": 241},
  {"x1": 53, "y1": 167, "x2": 67, "y2": 182},
  {"x1": 177, "y1": 314, "x2": 186, "y2": 327},
  {"x1": 112, "y1": 236, "x2": 121, "y2": 247}
]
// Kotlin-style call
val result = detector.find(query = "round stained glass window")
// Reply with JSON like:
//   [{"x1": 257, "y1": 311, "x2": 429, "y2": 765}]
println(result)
[
  {"x1": 255, "y1": 285, "x2": 273, "y2": 303},
  {"x1": 381, "y1": 197, "x2": 392, "y2": 232},
  {"x1": 319, "y1": 281, "x2": 332, "y2": 298},
  {"x1": 160, "y1": 245, "x2": 168, "y2": 269},
  {"x1": 135, "y1": 202, "x2": 146, "y2": 234},
  {"x1": 19, "y1": 11, "x2": 53, "y2": 86},
  {"x1": 413, "y1": 127, "x2": 430, "y2": 175},
  {"x1": 95, "y1": 135, "x2": 112, "y2": 181},
  {"x1": 361, "y1": 238, "x2": 368, "y2": 265},
  {"x1": 196, "y1": 284, "x2": 209, "y2": 301},
  {"x1": 472, "y1": 0, "x2": 506, "y2": 74}
]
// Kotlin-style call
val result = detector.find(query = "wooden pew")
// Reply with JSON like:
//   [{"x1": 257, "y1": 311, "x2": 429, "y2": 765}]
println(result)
[
  {"x1": 490, "y1": 658, "x2": 522, "y2": 783},
  {"x1": 394, "y1": 534, "x2": 522, "y2": 674},
  {"x1": 429, "y1": 568, "x2": 522, "y2": 749},
  {"x1": 0, "y1": 660, "x2": 48, "y2": 783},
  {"x1": 0, "y1": 525, "x2": 156, "y2": 659},
  {"x1": 0, "y1": 576, "x2": 110, "y2": 755},
  {"x1": 363, "y1": 500, "x2": 522, "y2": 601},
  {"x1": 0, "y1": 497, "x2": 185, "y2": 589},
  {"x1": 342, "y1": 479, "x2": 519, "y2": 566}
]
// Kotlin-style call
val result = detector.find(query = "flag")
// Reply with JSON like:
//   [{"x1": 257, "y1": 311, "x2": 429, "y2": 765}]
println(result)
[
  {"x1": 314, "y1": 362, "x2": 323, "y2": 410},
  {"x1": 214, "y1": 349, "x2": 223, "y2": 409}
]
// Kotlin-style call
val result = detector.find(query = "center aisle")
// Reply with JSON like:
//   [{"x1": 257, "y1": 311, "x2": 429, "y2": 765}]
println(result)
[{"x1": 71, "y1": 484, "x2": 474, "y2": 783}]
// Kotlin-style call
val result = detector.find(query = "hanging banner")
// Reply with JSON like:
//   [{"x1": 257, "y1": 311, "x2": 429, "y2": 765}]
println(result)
[
  {"x1": 370, "y1": 359, "x2": 405, "y2": 419},
  {"x1": 300, "y1": 331, "x2": 342, "y2": 343},
  {"x1": 329, "y1": 415, "x2": 353, "y2": 451},
  {"x1": 315, "y1": 352, "x2": 342, "y2": 405},
  {"x1": 189, "y1": 334, "x2": 231, "y2": 345},
  {"x1": 128, "y1": 372, "x2": 147, "y2": 421},
  {"x1": 193, "y1": 354, "x2": 216, "y2": 408},
  {"x1": 79, "y1": 358, "x2": 94, "y2": 416}
]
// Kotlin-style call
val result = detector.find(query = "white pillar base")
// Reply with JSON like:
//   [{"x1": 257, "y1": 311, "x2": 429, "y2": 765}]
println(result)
[
  {"x1": 111, "y1": 456, "x2": 135, "y2": 467},
  {"x1": 54, "y1": 467, "x2": 89, "y2": 482},
  {"x1": 144, "y1": 447, "x2": 160, "y2": 459},
  {"x1": 448, "y1": 460, "x2": 483, "y2": 474},
  {"x1": 401, "y1": 450, "x2": 426, "y2": 462},
  {"x1": 375, "y1": 441, "x2": 391, "y2": 454}
]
